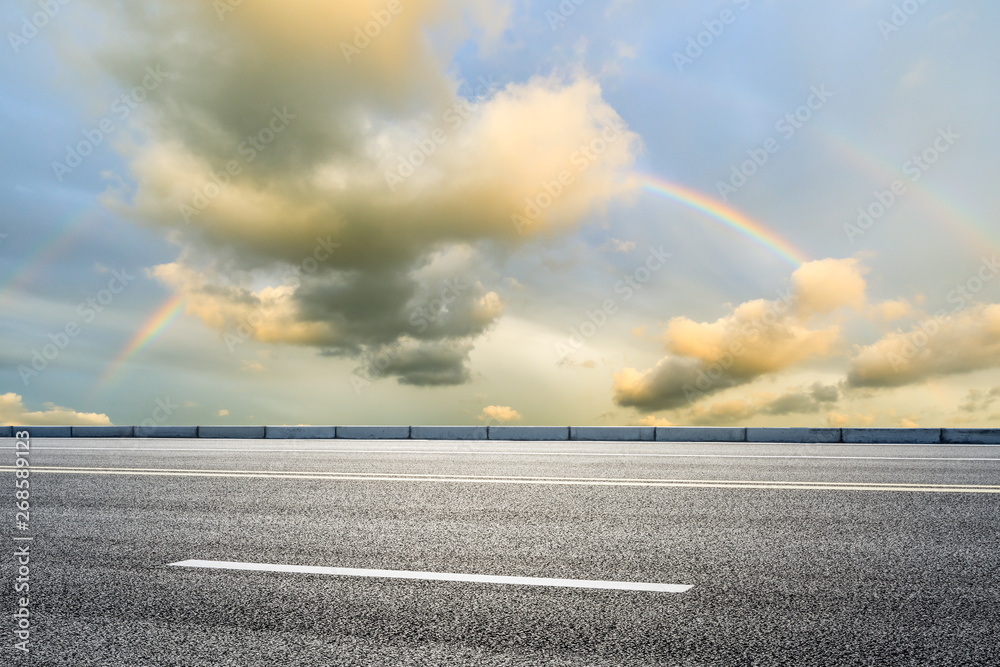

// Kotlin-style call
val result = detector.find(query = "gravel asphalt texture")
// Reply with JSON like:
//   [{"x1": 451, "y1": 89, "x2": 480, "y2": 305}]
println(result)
[{"x1": 2, "y1": 438, "x2": 999, "y2": 665}]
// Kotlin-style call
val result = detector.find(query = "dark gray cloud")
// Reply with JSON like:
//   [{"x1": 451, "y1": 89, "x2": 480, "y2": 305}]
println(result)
[
  {"x1": 70, "y1": 0, "x2": 638, "y2": 388},
  {"x1": 612, "y1": 358, "x2": 745, "y2": 412},
  {"x1": 368, "y1": 341, "x2": 474, "y2": 387},
  {"x1": 959, "y1": 387, "x2": 1000, "y2": 413},
  {"x1": 764, "y1": 383, "x2": 840, "y2": 415}
]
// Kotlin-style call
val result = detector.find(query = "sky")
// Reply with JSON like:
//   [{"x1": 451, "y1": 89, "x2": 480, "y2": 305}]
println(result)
[{"x1": 1, "y1": 0, "x2": 999, "y2": 428}]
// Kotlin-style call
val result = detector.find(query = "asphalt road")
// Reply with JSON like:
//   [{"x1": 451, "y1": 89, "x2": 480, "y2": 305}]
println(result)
[{"x1": 3, "y1": 438, "x2": 1000, "y2": 666}]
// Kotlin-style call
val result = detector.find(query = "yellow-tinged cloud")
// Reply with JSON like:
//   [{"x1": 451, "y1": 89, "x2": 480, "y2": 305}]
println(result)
[
  {"x1": 480, "y1": 405, "x2": 521, "y2": 422},
  {"x1": 848, "y1": 304, "x2": 1000, "y2": 387},
  {"x1": 152, "y1": 262, "x2": 338, "y2": 347},
  {"x1": 78, "y1": 1, "x2": 639, "y2": 386},
  {"x1": 614, "y1": 258, "x2": 864, "y2": 412},
  {"x1": 791, "y1": 257, "x2": 868, "y2": 316},
  {"x1": 661, "y1": 298, "x2": 840, "y2": 376},
  {"x1": 827, "y1": 412, "x2": 850, "y2": 427},
  {"x1": 871, "y1": 298, "x2": 915, "y2": 323},
  {"x1": 615, "y1": 259, "x2": 865, "y2": 412},
  {"x1": 0, "y1": 393, "x2": 112, "y2": 426},
  {"x1": 674, "y1": 384, "x2": 840, "y2": 426},
  {"x1": 635, "y1": 415, "x2": 673, "y2": 426}
]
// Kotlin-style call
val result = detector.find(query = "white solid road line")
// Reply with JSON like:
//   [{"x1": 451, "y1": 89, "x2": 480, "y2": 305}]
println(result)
[
  {"x1": 6, "y1": 466, "x2": 1000, "y2": 493},
  {"x1": 6, "y1": 446, "x2": 1000, "y2": 462},
  {"x1": 167, "y1": 559, "x2": 693, "y2": 593}
]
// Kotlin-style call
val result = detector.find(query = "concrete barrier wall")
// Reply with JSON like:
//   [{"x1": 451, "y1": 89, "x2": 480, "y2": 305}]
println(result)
[
  {"x1": 942, "y1": 428, "x2": 1000, "y2": 444},
  {"x1": 134, "y1": 426, "x2": 199, "y2": 438},
  {"x1": 570, "y1": 426, "x2": 654, "y2": 441},
  {"x1": 71, "y1": 426, "x2": 135, "y2": 438},
  {"x1": 198, "y1": 426, "x2": 267, "y2": 439},
  {"x1": 411, "y1": 426, "x2": 488, "y2": 440},
  {"x1": 265, "y1": 426, "x2": 337, "y2": 439},
  {"x1": 842, "y1": 428, "x2": 941, "y2": 444},
  {"x1": 656, "y1": 427, "x2": 746, "y2": 442},
  {"x1": 12, "y1": 426, "x2": 72, "y2": 438},
  {"x1": 746, "y1": 428, "x2": 842, "y2": 443},
  {"x1": 337, "y1": 426, "x2": 411, "y2": 440},
  {"x1": 489, "y1": 426, "x2": 570, "y2": 441},
  {"x1": 6, "y1": 425, "x2": 1000, "y2": 444}
]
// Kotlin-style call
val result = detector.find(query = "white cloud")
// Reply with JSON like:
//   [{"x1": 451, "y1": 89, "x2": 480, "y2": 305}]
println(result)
[
  {"x1": 0, "y1": 393, "x2": 112, "y2": 426},
  {"x1": 479, "y1": 405, "x2": 521, "y2": 422}
]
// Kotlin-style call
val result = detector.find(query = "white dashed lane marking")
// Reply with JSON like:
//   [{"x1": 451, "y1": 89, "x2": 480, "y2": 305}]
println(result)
[{"x1": 168, "y1": 559, "x2": 694, "y2": 593}]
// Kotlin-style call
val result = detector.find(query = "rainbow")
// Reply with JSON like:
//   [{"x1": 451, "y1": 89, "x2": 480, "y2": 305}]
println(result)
[
  {"x1": 641, "y1": 176, "x2": 808, "y2": 267},
  {"x1": 99, "y1": 293, "x2": 186, "y2": 386},
  {"x1": 0, "y1": 206, "x2": 96, "y2": 305},
  {"x1": 818, "y1": 132, "x2": 1000, "y2": 254}
]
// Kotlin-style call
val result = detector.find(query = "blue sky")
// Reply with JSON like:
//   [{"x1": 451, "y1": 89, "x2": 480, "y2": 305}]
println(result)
[{"x1": 2, "y1": 0, "x2": 999, "y2": 427}]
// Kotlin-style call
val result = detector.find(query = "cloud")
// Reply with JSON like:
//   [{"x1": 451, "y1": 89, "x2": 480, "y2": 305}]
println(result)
[
  {"x1": 557, "y1": 356, "x2": 598, "y2": 369},
  {"x1": 636, "y1": 415, "x2": 673, "y2": 426},
  {"x1": 217, "y1": 409, "x2": 229, "y2": 417},
  {"x1": 791, "y1": 257, "x2": 868, "y2": 317},
  {"x1": 848, "y1": 304, "x2": 1000, "y2": 388},
  {"x1": 958, "y1": 387, "x2": 1000, "y2": 413},
  {"x1": 370, "y1": 340, "x2": 475, "y2": 386},
  {"x1": 0, "y1": 393, "x2": 112, "y2": 426},
  {"x1": 480, "y1": 405, "x2": 521, "y2": 422},
  {"x1": 75, "y1": 0, "x2": 640, "y2": 388},
  {"x1": 241, "y1": 361, "x2": 266, "y2": 372},
  {"x1": 614, "y1": 358, "x2": 742, "y2": 412},
  {"x1": 763, "y1": 383, "x2": 840, "y2": 415},
  {"x1": 614, "y1": 258, "x2": 863, "y2": 412},
  {"x1": 871, "y1": 299, "x2": 914, "y2": 323},
  {"x1": 677, "y1": 384, "x2": 841, "y2": 425},
  {"x1": 685, "y1": 399, "x2": 758, "y2": 426},
  {"x1": 613, "y1": 41, "x2": 638, "y2": 60},
  {"x1": 601, "y1": 238, "x2": 636, "y2": 253},
  {"x1": 827, "y1": 412, "x2": 850, "y2": 427}
]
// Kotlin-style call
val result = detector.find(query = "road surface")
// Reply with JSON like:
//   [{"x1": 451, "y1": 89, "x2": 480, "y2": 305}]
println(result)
[{"x1": 3, "y1": 438, "x2": 1000, "y2": 665}]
